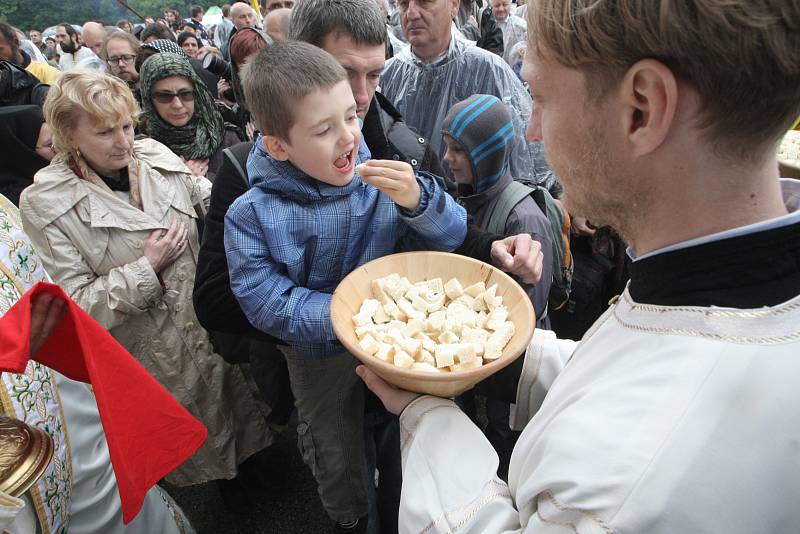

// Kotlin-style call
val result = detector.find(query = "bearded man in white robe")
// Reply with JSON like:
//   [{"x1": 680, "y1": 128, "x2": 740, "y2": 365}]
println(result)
[{"x1": 360, "y1": 0, "x2": 800, "y2": 532}]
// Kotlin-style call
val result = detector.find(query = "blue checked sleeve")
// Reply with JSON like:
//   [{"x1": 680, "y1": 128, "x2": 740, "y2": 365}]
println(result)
[
  {"x1": 397, "y1": 171, "x2": 467, "y2": 252},
  {"x1": 224, "y1": 199, "x2": 337, "y2": 344}
]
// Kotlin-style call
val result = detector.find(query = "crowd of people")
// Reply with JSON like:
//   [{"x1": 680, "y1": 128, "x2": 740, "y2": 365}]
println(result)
[{"x1": 0, "y1": 0, "x2": 799, "y2": 533}]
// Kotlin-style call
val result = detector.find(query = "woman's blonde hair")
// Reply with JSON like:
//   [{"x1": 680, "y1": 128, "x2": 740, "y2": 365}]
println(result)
[
  {"x1": 528, "y1": 0, "x2": 800, "y2": 158},
  {"x1": 44, "y1": 69, "x2": 140, "y2": 155}
]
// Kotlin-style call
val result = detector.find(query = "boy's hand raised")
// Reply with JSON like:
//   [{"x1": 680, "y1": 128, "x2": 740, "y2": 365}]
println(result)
[{"x1": 357, "y1": 160, "x2": 421, "y2": 211}]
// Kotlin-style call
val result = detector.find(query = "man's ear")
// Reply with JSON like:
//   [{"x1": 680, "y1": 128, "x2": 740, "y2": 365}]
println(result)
[
  {"x1": 620, "y1": 59, "x2": 678, "y2": 158},
  {"x1": 450, "y1": 0, "x2": 461, "y2": 18},
  {"x1": 262, "y1": 134, "x2": 290, "y2": 161}
]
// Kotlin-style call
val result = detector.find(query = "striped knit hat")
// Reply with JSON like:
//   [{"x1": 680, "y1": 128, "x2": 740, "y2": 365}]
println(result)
[{"x1": 441, "y1": 94, "x2": 515, "y2": 192}]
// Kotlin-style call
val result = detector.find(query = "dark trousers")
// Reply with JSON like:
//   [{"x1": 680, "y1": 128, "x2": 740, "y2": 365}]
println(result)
[{"x1": 364, "y1": 406, "x2": 401, "y2": 534}]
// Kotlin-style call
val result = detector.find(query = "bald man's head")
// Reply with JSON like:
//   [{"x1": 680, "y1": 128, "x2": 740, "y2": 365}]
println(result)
[
  {"x1": 265, "y1": 8, "x2": 291, "y2": 42},
  {"x1": 231, "y1": 3, "x2": 259, "y2": 30},
  {"x1": 81, "y1": 21, "x2": 107, "y2": 55}
]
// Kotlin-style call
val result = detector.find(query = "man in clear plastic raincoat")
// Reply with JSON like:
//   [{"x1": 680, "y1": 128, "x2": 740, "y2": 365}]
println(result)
[{"x1": 380, "y1": 0, "x2": 556, "y2": 191}]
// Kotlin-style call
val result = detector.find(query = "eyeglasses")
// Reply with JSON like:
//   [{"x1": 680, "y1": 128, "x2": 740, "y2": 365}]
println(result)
[
  {"x1": 151, "y1": 90, "x2": 195, "y2": 104},
  {"x1": 107, "y1": 54, "x2": 136, "y2": 65}
]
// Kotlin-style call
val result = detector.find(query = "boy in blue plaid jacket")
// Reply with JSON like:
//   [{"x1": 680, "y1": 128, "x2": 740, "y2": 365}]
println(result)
[{"x1": 224, "y1": 42, "x2": 466, "y2": 530}]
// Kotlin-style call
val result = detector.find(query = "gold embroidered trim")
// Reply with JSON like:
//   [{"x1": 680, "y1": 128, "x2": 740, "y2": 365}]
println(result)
[
  {"x1": 614, "y1": 316, "x2": 800, "y2": 345},
  {"x1": 28, "y1": 487, "x2": 50, "y2": 534},
  {"x1": 0, "y1": 375, "x2": 50, "y2": 534},
  {"x1": 0, "y1": 260, "x2": 25, "y2": 297},
  {"x1": 420, "y1": 479, "x2": 512, "y2": 534},
  {"x1": 0, "y1": 196, "x2": 22, "y2": 228},
  {"x1": 621, "y1": 291, "x2": 800, "y2": 318},
  {"x1": 536, "y1": 510, "x2": 579, "y2": 534},
  {"x1": 614, "y1": 292, "x2": 800, "y2": 344},
  {"x1": 0, "y1": 194, "x2": 72, "y2": 533},
  {"x1": 400, "y1": 403, "x2": 460, "y2": 453},
  {"x1": 537, "y1": 490, "x2": 614, "y2": 533},
  {"x1": 50, "y1": 374, "x2": 74, "y2": 505}
]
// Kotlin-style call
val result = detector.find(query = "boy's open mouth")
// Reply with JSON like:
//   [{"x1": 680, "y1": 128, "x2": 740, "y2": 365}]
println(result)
[{"x1": 334, "y1": 149, "x2": 354, "y2": 172}]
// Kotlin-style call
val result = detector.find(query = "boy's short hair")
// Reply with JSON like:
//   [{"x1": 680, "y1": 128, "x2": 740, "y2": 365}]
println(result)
[
  {"x1": 528, "y1": 0, "x2": 800, "y2": 158},
  {"x1": 241, "y1": 40, "x2": 347, "y2": 141}
]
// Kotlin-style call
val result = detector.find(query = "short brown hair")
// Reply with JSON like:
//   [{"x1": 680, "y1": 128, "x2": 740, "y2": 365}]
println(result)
[
  {"x1": 241, "y1": 40, "x2": 346, "y2": 140},
  {"x1": 100, "y1": 30, "x2": 139, "y2": 60},
  {"x1": 44, "y1": 70, "x2": 139, "y2": 155},
  {"x1": 528, "y1": 0, "x2": 800, "y2": 157}
]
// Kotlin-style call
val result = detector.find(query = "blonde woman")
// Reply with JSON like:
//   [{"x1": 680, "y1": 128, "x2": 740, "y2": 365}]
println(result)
[{"x1": 19, "y1": 70, "x2": 275, "y2": 494}]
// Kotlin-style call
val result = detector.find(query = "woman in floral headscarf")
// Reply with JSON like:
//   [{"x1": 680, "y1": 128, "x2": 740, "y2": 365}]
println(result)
[{"x1": 138, "y1": 53, "x2": 243, "y2": 181}]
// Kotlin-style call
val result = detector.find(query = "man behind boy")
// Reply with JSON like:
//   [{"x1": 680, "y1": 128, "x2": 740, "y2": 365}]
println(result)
[{"x1": 224, "y1": 41, "x2": 467, "y2": 532}]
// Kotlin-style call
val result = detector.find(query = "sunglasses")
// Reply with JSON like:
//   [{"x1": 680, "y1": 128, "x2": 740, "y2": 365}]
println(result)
[{"x1": 151, "y1": 90, "x2": 195, "y2": 104}]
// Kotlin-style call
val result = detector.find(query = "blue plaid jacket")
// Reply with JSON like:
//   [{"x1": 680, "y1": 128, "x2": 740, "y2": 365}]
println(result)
[{"x1": 224, "y1": 136, "x2": 467, "y2": 358}]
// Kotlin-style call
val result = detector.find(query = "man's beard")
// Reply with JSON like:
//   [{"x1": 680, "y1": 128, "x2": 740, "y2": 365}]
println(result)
[
  {"x1": 118, "y1": 71, "x2": 139, "y2": 83},
  {"x1": 549, "y1": 127, "x2": 644, "y2": 244},
  {"x1": 61, "y1": 39, "x2": 77, "y2": 54}
]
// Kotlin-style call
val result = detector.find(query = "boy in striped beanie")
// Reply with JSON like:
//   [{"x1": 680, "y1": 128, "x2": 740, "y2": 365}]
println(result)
[{"x1": 441, "y1": 93, "x2": 553, "y2": 325}]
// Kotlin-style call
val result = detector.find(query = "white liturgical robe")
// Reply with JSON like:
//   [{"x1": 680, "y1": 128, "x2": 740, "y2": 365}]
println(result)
[
  {"x1": 399, "y1": 294, "x2": 800, "y2": 533},
  {"x1": 397, "y1": 179, "x2": 800, "y2": 533}
]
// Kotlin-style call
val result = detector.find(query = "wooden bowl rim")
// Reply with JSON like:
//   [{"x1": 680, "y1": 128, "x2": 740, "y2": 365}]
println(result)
[{"x1": 331, "y1": 251, "x2": 535, "y2": 383}]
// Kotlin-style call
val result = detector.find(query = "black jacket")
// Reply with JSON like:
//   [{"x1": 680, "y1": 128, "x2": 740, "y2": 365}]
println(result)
[
  {"x1": 193, "y1": 141, "x2": 284, "y2": 343},
  {"x1": 363, "y1": 91, "x2": 444, "y2": 176},
  {"x1": 457, "y1": 1, "x2": 504, "y2": 56},
  {"x1": 364, "y1": 92, "x2": 501, "y2": 264},
  {"x1": 0, "y1": 105, "x2": 49, "y2": 206},
  {"x1": 0, "y1": 60, "x2": 48, "y2": 108},
  {"x1": 477, "y1": 7, "x2": 504, "y2": 56}
]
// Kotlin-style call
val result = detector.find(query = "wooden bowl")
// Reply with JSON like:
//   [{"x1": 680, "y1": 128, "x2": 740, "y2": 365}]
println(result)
[{"x1": 331, "y1": 251, "x2": 536, "y2": 397}]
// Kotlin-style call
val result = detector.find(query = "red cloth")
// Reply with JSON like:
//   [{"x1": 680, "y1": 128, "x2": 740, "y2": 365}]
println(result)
[{"x1": 0, "y1": 282, "x2": 208, "y2": 524}]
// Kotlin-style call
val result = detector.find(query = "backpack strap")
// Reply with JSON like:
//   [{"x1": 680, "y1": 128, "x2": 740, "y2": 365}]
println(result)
[
  {"x1": 531, "y1": 188, "x2": 572, "y2": 274},
  {"x1": 485, "y1": 180, "x2": 535, "y2": 236},
  {"x1": 222, "y1": 141, "x2": 254, "y2": 189}
]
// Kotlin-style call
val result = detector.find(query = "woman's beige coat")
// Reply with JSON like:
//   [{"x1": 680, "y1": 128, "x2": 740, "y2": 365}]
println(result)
[{"x1": 20, "y1": 138, "x2": 273, "y2": 485}]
